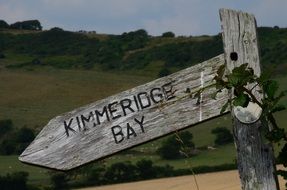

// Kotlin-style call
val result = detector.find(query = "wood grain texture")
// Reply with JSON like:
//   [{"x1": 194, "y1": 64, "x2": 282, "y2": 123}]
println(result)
[
  {"x1": 220, "y1": 9, "x2": 279, "y2": 190},
  {"x1": 19, "y1": 55, "x2": 228, "y2": 170}
]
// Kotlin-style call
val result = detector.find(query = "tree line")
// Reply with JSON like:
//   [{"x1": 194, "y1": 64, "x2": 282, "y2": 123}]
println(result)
[
  {"x1": 0, "y1": 19, "x2": 42, "y2": 30},
  {"x1": 0, "y1": 160, "x2": 236, "y2": 190},
  {"x1": 1, "y1": 25, "x2": 286, "y2": 77},
  {"x1": 0, "y1": 120, "x2": 35, "y2": 155},
  {"x1": 0, "y1": 119, "x2": 233, "y2": 157},
  {"x1": 62, "y1": 159, "x2": 236, "y2": 189}
]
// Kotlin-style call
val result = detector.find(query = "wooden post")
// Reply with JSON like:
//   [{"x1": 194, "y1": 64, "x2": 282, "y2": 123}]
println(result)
[{"x1": 220, "y1": 9, "x2": 279, "y2": 190}]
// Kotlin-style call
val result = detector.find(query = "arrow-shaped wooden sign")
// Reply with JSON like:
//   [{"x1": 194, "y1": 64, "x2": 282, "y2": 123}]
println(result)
[{"x1": 19, "y1": 54, "x2": 228, "y2": 170}]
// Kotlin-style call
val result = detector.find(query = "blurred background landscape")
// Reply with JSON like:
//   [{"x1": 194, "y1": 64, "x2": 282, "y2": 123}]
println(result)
[{"x1": 0, "y1": 20, "x2": 286, "y2": 189}]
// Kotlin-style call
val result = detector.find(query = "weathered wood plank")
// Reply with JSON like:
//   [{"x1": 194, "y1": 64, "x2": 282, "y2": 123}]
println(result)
[
  {"x1": 19, "y1": 55, "x2": 228, "y2": 170},
  {"x1": 220, "y1": 9, "x2": 279, "y2": 190}
]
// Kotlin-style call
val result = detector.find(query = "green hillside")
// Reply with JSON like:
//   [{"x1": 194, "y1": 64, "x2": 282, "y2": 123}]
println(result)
[{"x1": 1, "y1": 27, "x2": 287, "y2": 76}]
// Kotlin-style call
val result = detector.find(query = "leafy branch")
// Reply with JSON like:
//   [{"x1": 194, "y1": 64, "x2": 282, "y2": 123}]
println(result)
[{"x1": 213, "y1": 63, "x2": 287, "y2": 188}]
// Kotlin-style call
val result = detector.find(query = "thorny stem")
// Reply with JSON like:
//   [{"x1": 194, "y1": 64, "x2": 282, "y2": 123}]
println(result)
[
  {"x1": 241, "y1": 86, "x2": 287, "y2": 141},
  {"x1": 155, "y1": 83, "x2": 216, "y2": 110},
  {"x1": 241, "y1": 86, "x2": 263, "y2": 107},
  {"x1": 175, "y1": 132, "x2": 200, "y2": 190},
  {"x1": 250, "y1": 83, "x2": 259, "y2": 92},
  {"x1": 240, "y1": 86, "x2": 287, "y2": 141}
]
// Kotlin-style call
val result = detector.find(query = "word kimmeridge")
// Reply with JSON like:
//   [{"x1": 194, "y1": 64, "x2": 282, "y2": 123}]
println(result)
[{"x1": 63, "y1": 81, "x2": 176, "y2": 143}]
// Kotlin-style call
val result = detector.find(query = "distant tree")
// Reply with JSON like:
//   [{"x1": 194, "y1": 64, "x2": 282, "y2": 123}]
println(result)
[
  {"x1": 121, "y1": 29, "x2": 148, "y2": 40},
  {"x1": 0, "y1": 20, "x2": 9, "y2": 29},
  {"x1": 136, "y1": 159, "x2": 157, "y2": 179},
  {"x1": 0, "y1": 119, "x2": 15, "y2": 155},
  {"x1": 13, "y1": 127, "x2": 34, "y2": 154},
  {"x1": 10, "y1": 20, "x2": 42, "y2": 30},
  {"x1": 104, "y1": 162, "x2": 137, "y2": 183},
  {"x1": 16, "y1": 127, "x2": 35, "y2": 143},
  {"x1": 0, "y1": 140, "x2": 16, "y2": 155},
  {"x1": 0, "y1": 172, "x2": 29, "y2": 190},
  {"x1": 120, "y1": 29, "x2": 149, "y2": 51},
  {"x1": 154, "y1": 164, "x2": 174, "y2": 177},
  {"x1": 179, "y1": 131, "x2": 195, "y2": 148},
  {"x1": 0, "y1": 122, "x2": 35, "y2": 155},
  {"x1": 85, "y1": 165, "x2": 106, "y2": 185},
  {"x1": 50, "y1": 27, "x2": 64, "y2": 32},
  {"x1": 133, "y1": 29, "x2": 148, "y2": 38},
  {"x1": 274, "y1": 26, "x2": 280, "y2": 29},
  {"x1": 211, "y1": 127, "x2": 233, "y2": 145},
  {"x1": 158, "y1": 67, "x2": 171, "y2": 77},
  {"x1": 158, "y1": 136, "x2": 181, "y2": 160},
  {"x1": 157, "y1": 131, "x2": 195, "y2": 160},
  {"x1": 0, "y1": 119, "x2": 13, "y2": 137},
  {"x1": 162, "y1": 31, "x2": 175, "y2": 38},
  {"x1": 50, "y1": 173, "x2": 70, "y2": 190}
]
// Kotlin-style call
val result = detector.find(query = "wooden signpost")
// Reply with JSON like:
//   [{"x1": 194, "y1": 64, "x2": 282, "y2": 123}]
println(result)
[
  {"x1": 20, "y1": 9, "x2": 280, "y2": 190},
  {"x1": 19, "y1": 55, "x2": 228, "y2": 170}
]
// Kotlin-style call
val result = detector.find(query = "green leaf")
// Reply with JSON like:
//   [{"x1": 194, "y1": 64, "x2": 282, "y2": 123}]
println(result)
[
  {"x1": 226, "y1": 73, "x2": 240, "y2": 87},
  {"x1": 232, "y1": 63, "x2": 249, "y2": 76},
  {"x1": 234, "y1": 88, "x2": 245, "y2": 97},
  {"x1": 227, "y1": 64, "x2": 254, "y2": 87},
  {"x1": 220, "y1": 101, "x2": 229, "y2": 114},
  {"x1": 236, "y1": 63, "x2": 248, "y2": 71},
  {"x1": 263, "y1": 80, "x2": 278, "y2": 99},
  {"x1": 233, "y1": 93, "x2": 250, "y2": 107}
]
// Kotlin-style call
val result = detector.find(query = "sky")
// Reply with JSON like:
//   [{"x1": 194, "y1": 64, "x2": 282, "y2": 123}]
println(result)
[{"x1": 0, "y1": 0, "x2": 286, "y2": 36}]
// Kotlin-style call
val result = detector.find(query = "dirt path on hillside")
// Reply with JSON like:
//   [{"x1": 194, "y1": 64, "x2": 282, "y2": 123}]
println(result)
[{"x1": 76, "y1": 168, "x2": 286, "y2": 190}]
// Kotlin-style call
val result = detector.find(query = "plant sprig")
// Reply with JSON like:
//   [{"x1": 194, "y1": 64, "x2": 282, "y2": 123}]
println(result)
[{"x1": 213, "y1": 63, "x2": 287, "y2": 188}]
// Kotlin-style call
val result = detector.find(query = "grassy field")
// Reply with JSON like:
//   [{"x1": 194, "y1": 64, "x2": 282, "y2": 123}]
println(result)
[
  {"x1": 0, "y1": 65, "x2": 286, "y2": 185},
  {"x1": 0, "y1": 68, "x2": 153, "y2": 128},
  {"x1": 76, "y1": 167, "x2": 286, "y2": 190},
  {"x1": 0, "y1": 155, "x2": 49, "y2": 184}
]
